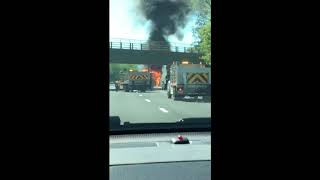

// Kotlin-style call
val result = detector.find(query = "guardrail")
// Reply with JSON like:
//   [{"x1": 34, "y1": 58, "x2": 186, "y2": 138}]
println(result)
[{"x1": 109, "y1": 41, "x2": 199, "y2": 53}]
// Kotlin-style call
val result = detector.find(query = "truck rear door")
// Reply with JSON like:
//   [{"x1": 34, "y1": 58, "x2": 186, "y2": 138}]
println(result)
[
  {"x1": 182, "y1": 68, "x2": 211, "y2": 95},
  {"x1": 129, "y1": 72, "x2": 150, "y2": 85}
]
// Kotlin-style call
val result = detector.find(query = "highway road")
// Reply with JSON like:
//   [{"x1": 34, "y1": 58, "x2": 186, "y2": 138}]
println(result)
[{"x1": 110, "y1": 90, "x2": 211, "y2": 123}]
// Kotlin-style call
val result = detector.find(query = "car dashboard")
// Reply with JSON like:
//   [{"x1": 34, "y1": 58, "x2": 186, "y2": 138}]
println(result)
[{"x1": 110, "y1": 132, "x2": 211, "y2": 180}]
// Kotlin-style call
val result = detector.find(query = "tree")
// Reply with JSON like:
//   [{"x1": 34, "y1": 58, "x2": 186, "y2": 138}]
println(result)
[
  {"x1": 190, "y1": 0, "x2": 211, "y2": 22},
  {"x1": 190, "y1": 0, "x2": 211, "y2": 64},
  {"x1": 198, "y1": 22, "x2": 211, "y2": 64}
]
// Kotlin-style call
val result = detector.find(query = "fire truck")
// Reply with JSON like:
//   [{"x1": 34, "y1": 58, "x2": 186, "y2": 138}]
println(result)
[
  {"x1": 121, "y1": 71, "x2": 151, "y2": 92},
  {"x1": 166, "y1": 61, "x2": 211, "y2": 100}
]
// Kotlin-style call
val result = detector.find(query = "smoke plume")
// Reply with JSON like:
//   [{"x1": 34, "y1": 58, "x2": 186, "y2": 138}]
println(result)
[{"x1": 137, "y1": 0, "x2": 191, "y2": 44}]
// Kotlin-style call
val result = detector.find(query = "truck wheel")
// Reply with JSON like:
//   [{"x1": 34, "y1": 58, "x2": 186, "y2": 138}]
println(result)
[
  {"x1": 172, "y1": 90, "x2": 180, "y2": 101},
  {"x1": 206, "y1": 96, "x2": 211, "y2": 102},
  {"x1": 173, "y1": 95, "x2": 180, "y2": 101},
  {"x1": 202, "y1": 96, "x2": 211, "y2": 102},
  {"x1": 124, "y1": 85, "x2": 129, "y2": 92},
  {"x1": 167, "y1": 89, "x2": 171, "y2": 99}
]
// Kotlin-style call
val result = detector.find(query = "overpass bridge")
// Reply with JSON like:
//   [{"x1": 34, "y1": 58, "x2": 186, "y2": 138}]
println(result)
[{"x1": 109, "y1": 39, "x2": 201, "y2": 65}]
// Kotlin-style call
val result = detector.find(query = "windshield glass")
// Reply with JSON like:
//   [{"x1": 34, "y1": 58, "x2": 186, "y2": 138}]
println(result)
[{"x1": 108, "y1": 0, "x2": 211, "y2": 128}]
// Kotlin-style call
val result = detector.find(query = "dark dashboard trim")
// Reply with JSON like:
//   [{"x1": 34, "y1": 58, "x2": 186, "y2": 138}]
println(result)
[{"x1": 110, "y1": 160, "x2": 211, "y2": 167}]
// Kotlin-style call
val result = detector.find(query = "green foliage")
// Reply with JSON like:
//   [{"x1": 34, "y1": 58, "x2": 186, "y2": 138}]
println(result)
[
  {"x1": 190, "y1": 0, "x2": 211, "y2": 22},
  {"x1": 198, "y1": 22, "x2": 211, "y2": 64},
  {"x1": 190, "y1": 0, "x2": 211, "y2": 64}
]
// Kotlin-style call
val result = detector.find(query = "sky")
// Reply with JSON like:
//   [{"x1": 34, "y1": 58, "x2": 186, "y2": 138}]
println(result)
[{"x1": 109, "y1": 0, "x2": 196, "y2": 45}]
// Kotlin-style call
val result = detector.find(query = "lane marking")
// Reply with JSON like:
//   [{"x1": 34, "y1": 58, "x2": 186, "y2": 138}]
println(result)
[
  {"x1": 145, "y1": 99, "x2": 151, "y2": 102},
  {"x1": 159, "y1": 107, "x2": 169, "y2": 113},
  {"x1": 139, "y1": 94, "x2": 143, "y2": 96}
]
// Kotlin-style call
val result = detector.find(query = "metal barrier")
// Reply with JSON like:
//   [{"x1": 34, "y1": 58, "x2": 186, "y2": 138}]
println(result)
[{"x1": 109, "y1": 40, "x2": 198, "y2": 53}]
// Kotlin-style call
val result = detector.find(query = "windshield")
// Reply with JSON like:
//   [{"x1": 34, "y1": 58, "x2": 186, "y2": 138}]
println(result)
[{"x1": 108, "y1": 0, "x2": 211, "y2": 130}]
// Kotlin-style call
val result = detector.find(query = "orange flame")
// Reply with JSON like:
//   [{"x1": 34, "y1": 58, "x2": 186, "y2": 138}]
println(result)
[{"x1": 152, "y1": 71, "x2": 161, "y2": 87}]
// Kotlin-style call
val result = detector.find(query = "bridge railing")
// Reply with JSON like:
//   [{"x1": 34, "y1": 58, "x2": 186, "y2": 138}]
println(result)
[{"x1": 109, "y1": 41, "x2": 199, "y2": 53}]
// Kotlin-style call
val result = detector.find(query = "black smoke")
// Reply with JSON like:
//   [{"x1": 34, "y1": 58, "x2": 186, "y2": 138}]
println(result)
[{"x1": 138, "y1": 0, "x2": 191, "y2": 44}]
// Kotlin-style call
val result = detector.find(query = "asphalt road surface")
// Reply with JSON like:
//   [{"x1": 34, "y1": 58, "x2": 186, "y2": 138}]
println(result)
[{"x1": 110, "y1": 90, "x2": 211, "y2": 123}]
